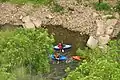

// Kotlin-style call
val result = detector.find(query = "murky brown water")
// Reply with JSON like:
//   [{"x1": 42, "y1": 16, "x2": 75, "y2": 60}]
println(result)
[
  {"x1": 43, "y1": 25, "x2": 89, "y2": 55},
  {"x1": 42, "y1": 25, "x2": 89, "y2": 80}
]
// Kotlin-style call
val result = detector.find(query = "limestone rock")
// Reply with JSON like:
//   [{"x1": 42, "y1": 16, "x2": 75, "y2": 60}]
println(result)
[
  {"x1": 87, "y1": 36, "x2": 98, "y2": 49},
  {"x1": 102, "y1": 15, "x2": 113, "y2": 19},
  {"x1": 31, "y1": 18, "x2": 42, "y2": 28},
  {"x1": 106, "y1": 19, "x2": 117, "y2": 26},
  {"x1": 46, "y1": 14, "x2": 53, "y2": 19},
  {"x1": 22, "y1": 16, "x2": 35, "y2": 28},
  {"x1": 93, "y1": 12, "x2": 99, "y2": 18},
  {"x1": 19, "y1": 15, "x2": 23, "y2": 20},
  {"x1": 23, "y1": 22, "x2": 35, "y2": 29},
  {"x1": 22, "y1": 16, "x2": 31, "y2": 23},
  {"x1": 114, "y1": 12, "x2": 119, "y2": 19},
  {"x1": 96, "y1": 20, "x2": 105, "y2": 36},
  {"x1": 106, "y1": 26, "x2": 114, "y2": 35},
  {"x1": 98, "y1": 35, "x2": 110, "y2": 45}
]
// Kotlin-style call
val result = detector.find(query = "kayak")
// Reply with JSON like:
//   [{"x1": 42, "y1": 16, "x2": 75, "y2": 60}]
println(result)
[
  {"x1": 53, "y1": 44, "x2": 72, "y2": 50},
  {"x1": 66, "y1": 56, "x2": 82, "y2": 63},
  {"x1": 72, "y1": 56, "x2": 81, "y2": 61},
  {"x1": 50, "y1": 54, "x2": 67, "y2": 61}
]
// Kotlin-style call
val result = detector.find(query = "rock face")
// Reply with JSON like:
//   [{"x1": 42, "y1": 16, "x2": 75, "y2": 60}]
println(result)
[
  {"x1": 0, "y1": 3, "x2": 98, "y2": 35},
  {"x1": 87, "y1": 16, "x2": 118, "y2": 49},
  {"x1": 0, "y1": 2, "x2": 119, "y2": 49}
]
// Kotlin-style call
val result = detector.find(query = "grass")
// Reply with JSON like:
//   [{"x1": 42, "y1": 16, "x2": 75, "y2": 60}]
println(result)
[
  {"x1": 93, "y1": 2, "x2": 111, "y2": 11},
  {"x1": 52, "y1": 3, "x2": 64, "y2": 12},
  {"x1": 0, "y1": 0, "x2": 53, "y2": 5}
]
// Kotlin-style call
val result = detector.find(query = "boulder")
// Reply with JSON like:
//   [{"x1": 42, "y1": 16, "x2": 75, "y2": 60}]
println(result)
[
  {"x1": 114, "y1": 12, "x2": 119, "y2": 19},
  {"x1": 96, "y1": 20, "x2": 105, "y2": 36},
  {"x1": 106, "y1": 19, "x2": 117, "y2": 27},
  {"x1": 87, "y1": 36, "x2": 98, "y2": 49},
  {"x1": 31, "y1": 18, "x2": 42, "y2": 28},
  {"x1": 105, "y1": 26, "x2": 114, "y2": 35},
  {"x1": 23, "y1": 21, "x2": 35, "y2": 29},
  {"x1": 22, "y1": 16, "x2": 31, "y2": 22},
  {"x1": 46, "y1": 14, "x2": 53, "y2": 19},
  {"x1": 98, "y1": 35, "x2": 110, "y2": 45}
]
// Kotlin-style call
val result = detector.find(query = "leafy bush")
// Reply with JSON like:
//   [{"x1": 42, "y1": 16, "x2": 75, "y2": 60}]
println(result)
[
  {"x1": 0, "y1": 28, "x2": 54, "y2": 79},
  {"x1": 94, "y1": 2, "x2": 111, "y2": 11},
  {"x1": 52, "y1": 3, "x2": 64, "y2": 12},
  {"x1": 63, "y1": 39, "x2": 120, "y2": 80},
  {"x1": 114, "y1": 1, "x2": 120, "y2": 13}
]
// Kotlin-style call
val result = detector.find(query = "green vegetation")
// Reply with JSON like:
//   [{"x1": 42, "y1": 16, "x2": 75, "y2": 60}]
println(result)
[
  {"x1": 114, "y1": 1, "x2": 120, "y2": 13},
  {"x1": 52, "y1": 3, "x2": 64, "y2": 12},
  {"x1": 94, "y1": 2, "x2": 111, "y2": 11},
  {"x1": 63, "y1": 39, "x2": 120, "y2": 80},
  {"x1": 0, "y1": 28, "x2": 54, "y2": 80},
  {"x1": 0, "y1": 0, "x2": 53, "y2": 5}
]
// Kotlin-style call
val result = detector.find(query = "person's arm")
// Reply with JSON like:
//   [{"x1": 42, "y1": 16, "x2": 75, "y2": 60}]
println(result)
[{"x1": 56, "y1": 58, "x2": 59, "y2": 60}]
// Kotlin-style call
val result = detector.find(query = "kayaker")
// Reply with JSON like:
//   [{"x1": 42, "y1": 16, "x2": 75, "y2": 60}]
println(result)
[
  {"x1": 58, "y1": 42, "x2": 64, "y2": 52},
  {"x1": 54, "y1": 52, "x2": 60, "y2": 64}
]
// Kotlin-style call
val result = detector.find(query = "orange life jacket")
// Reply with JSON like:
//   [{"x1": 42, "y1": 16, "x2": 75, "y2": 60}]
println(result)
[{"x1": 54, "y1": 53, "x2": 59, "y2": 58}]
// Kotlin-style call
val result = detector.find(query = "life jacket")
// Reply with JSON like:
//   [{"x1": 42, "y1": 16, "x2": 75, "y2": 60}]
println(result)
[
  {"x1": 58, "y1": 43, "x2": 63, "y2": 49},
  {"x1": 54, "y1": 53, "x2": 59, "y2": 58},
  {"x1": 72, "y1": 56, "x2": 81, "y2": 61}
]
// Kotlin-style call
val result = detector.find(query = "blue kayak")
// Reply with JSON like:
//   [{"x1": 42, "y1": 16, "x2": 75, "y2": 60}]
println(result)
[
  {"x1": 53, "y1": 44, "x2": 72, "y2": 50},
  {"x1": 50, "y1": 54, "x2": 67, "y2": 61}
]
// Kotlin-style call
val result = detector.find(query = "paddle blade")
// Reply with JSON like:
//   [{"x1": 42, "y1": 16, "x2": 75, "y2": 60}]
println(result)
[{"x1": 62, "y1": 49, "x2": 64, "y2": 52}]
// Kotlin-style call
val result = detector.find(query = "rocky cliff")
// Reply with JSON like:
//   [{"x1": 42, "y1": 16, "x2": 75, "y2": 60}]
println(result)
[{"x1": 0, "y1": 1, "x2": 119, "y2": 49}]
